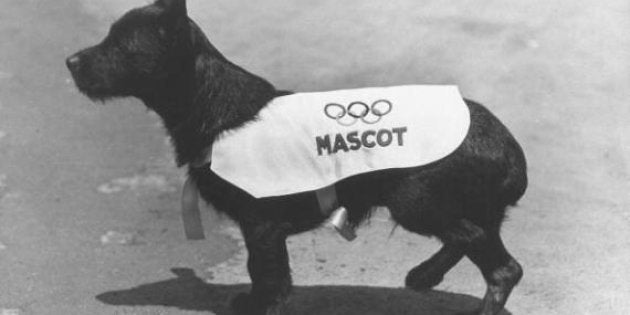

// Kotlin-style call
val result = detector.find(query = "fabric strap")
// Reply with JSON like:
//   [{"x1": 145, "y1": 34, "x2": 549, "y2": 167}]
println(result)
[{"x1": 181, "y1": 177, "x2": 205, "y2": 240}]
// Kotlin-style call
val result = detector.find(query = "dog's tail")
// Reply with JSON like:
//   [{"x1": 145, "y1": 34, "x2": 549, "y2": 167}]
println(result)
[{"x1": 501, "y1": 138, "x2": 528, "y2": 207}]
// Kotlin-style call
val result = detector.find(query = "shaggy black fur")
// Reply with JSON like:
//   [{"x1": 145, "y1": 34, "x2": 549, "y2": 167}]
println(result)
[{"x1": 66, "y1": 1, "x2": 528, "y2": 314}]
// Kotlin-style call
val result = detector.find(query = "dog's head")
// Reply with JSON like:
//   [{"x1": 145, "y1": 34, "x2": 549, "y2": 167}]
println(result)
[{"x1": 66, "y1": 0, "x2": 191, "y2": 101}]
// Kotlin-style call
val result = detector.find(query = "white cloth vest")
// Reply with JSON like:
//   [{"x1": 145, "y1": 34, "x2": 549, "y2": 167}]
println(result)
[{"x1": 210, "y1": 85, "x2": 470, "y2": 198}]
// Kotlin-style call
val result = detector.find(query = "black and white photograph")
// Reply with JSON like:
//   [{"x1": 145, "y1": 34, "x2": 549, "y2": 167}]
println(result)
[{"x1": 0, "y1": 0, "x2": 628, "y2": 314}]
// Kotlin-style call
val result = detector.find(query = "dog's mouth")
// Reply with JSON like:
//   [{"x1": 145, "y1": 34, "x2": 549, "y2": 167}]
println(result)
[
  {"x1": 67, "y1": 69, "x2": 120, "y2": 102},
  {"x1": 83, "y1": 88, "x2": 116, "y2": 103},
  {"x1": 70, "y1": 79, "x2": 112, "y2": 102}
]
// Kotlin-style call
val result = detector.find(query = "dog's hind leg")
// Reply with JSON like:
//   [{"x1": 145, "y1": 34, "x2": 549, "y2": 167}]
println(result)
[
  {"x1": 405, "y1": 219, "x2": 486, "y2": 291},
  {"x1": 406, "y1": 244, "x2": 464, "y2": 290},
  {"x1": 464, "y1": 229, "x2": 523, "y2": 315},
  {"x1": 232, "y1": 222, "x2": 292, "y2": 315}
]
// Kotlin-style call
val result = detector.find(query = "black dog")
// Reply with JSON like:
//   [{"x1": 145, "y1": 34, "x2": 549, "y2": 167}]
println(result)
[{"x1": 66, "y1": 1, "x2": 527, "y2": 314}]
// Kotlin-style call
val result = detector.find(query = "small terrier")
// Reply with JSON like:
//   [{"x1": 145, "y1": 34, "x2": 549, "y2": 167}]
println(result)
[{"x1": 66, "y1": 1, "x2": 528, "y2": 314}]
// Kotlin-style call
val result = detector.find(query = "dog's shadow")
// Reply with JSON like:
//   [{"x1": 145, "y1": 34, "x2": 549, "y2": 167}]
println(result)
[{"x1": 96, "y1": 268, "x2": 511, "y2": 315}]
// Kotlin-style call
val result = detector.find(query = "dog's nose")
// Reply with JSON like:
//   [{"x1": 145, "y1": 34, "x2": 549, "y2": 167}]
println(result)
[{"x1": 66, "y1": 54, "x2": 81, "y2": 72}]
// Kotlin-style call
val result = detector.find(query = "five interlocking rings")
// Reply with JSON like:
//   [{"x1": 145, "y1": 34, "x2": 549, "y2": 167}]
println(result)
[{"x1": 324, "y1": 99, "x2": 393, "y2": 126}]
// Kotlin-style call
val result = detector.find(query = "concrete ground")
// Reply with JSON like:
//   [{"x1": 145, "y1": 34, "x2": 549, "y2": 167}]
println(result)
[{"x1": 1, "y1": 0, "x2": 629, "y2": 314}]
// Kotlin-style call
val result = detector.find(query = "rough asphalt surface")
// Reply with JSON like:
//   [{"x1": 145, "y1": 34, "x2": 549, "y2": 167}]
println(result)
[{"x1": 1, "y1": 0, "x2": 629, "y2": 314}]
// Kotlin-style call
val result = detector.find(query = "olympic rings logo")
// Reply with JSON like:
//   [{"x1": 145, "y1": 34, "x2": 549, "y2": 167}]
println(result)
[{"x1": 324, "y1": 99, "x2": 393, "y2": 126}]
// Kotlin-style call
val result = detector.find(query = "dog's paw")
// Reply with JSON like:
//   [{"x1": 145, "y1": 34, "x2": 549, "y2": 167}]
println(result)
[{"x1": 405, "y1": 262, "x2": 445, "y2": 291}]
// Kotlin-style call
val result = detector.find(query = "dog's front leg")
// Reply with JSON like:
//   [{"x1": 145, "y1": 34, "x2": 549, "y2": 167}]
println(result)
[{"x1": 232, "y1": 222, "x2": 292, "y2": 315}]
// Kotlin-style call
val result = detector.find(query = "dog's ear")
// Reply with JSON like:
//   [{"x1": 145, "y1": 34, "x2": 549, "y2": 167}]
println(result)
[
  {"x1": 156, "y1": 0, "x2": 187, "y2": 16},
  {"x1": 155, "y1": 0, "x2": 189, "y2": 32}
]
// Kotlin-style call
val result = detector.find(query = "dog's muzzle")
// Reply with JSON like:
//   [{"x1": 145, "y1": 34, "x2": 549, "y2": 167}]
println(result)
[{"x1": 66, "y1": 54, "x2": 82, "y2": 74}]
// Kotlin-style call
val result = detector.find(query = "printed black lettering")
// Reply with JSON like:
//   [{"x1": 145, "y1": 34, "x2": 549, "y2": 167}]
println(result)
[
  {"x1": 316, "y1": 135, "x2": 331, "y2": 156},
  {"x1": 347, "y1": 131, "x2": 361, "y2": 150},
  {"x1": 376, "y1": 129, "x2": 393, "y2": 147},
  {"x1": 332, "y1": 133, "x2": 349, "y2": 153},
  {"x1": 317, "y1": 127, "x2": 406, "y2": 156},
  {"x1": 362, "y1": 130, "x2": 376, "y2": 148},
  {"x1": 392, "y1": 127, "x2": 408, "y2": 146}
]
